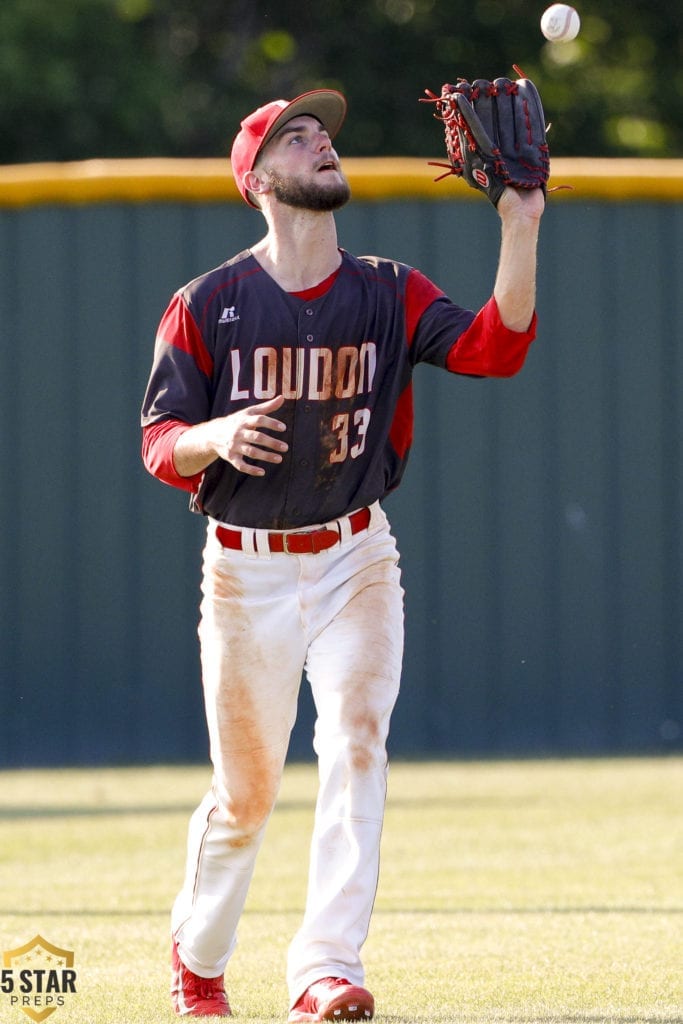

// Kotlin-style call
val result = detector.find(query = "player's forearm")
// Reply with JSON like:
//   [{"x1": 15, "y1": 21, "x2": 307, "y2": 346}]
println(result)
[
  {"x1": 493, "y1": 192, "x2": 543, "y2": 333},
  {"x1": 172, "y1": 422, "x2": 220, "y2": 477}
]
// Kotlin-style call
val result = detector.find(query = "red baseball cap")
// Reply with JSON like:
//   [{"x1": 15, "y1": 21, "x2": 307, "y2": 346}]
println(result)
[{"x1": 230, "y1": 89, "x2": 347, "y2": 207}]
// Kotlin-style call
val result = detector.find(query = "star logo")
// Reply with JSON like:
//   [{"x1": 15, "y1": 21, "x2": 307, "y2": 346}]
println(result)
[{"x1": 2, "y1": 935, "x2": 76, "y2": 1023}]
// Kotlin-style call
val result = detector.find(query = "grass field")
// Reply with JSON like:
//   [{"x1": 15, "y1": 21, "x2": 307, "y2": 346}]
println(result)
[{"x1": 0, "y1": 758, "x2": 681, "y2": 1024}]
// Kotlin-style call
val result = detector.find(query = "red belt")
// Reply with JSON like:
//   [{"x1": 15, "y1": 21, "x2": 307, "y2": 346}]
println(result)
[{"x1": 216, "y1": 506, "x2": 371, "y2": 555}]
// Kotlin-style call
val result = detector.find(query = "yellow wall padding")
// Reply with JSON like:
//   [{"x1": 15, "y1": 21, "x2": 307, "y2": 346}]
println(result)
[{"x1": 0, "y1": 157, "x2": 682, "y2": 207}]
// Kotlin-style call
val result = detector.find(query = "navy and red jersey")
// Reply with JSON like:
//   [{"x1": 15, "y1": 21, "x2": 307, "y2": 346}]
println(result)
[{"x1": 141, "y1": 248, "x2": 536, "y2": 529}]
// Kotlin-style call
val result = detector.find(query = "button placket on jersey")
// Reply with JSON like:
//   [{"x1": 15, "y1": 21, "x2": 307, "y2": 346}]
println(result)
[
  {"x1": 282, "y1": 304, "x2": 319, "y2": 521},
  {"x1": 301, "y1": 306, "x2": 316, "y2": 427},
  {"x1": 301, "y1": 306, "x2": 317, "y2": 472}
]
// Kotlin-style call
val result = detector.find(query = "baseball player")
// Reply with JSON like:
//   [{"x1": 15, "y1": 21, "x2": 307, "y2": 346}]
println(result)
[{"x1": 141, "y1": 86, "x2": 545, "y2": 1021}]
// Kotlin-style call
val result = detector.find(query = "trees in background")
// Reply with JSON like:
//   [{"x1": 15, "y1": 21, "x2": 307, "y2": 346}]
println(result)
[{"x1": 1, "y1": 0, "x2": 680, "y2": 163}]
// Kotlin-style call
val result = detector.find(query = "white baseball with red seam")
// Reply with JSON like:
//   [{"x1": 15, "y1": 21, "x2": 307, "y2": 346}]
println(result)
[{"x1": 540, "y1": 4, "x2": 581, "y2": 41}]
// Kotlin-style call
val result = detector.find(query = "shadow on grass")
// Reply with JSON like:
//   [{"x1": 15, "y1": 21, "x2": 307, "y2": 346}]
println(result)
[
  {"x1": 0, "y1": 804, "x2": 200, "y2": 819},
  {"x1": 2, "y1": 905, "x2": 682, "y2": 917},
  {"x1": 0, "y1": 794, "x2": 541, "y2": 820}
]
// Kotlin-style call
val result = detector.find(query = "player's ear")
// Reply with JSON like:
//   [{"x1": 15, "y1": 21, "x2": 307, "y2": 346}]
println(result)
[{"x1": 243, "y1": 169, "x2": 268, "y2": 206}]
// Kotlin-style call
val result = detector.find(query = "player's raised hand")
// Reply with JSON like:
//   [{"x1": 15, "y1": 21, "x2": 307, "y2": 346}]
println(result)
[
  {"x1": 209, "y1": 394, "x2": 289, "y2": 476},
  {"x1": 496, "y1": 184, "x2": 545, "y2": 223}
]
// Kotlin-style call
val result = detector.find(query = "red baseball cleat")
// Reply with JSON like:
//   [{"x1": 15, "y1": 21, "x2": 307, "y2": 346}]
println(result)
[
  {"x1": 288, "y1": 977, "x2": 374, "y2": 1022},
  {"x1": 171, "y1": 939, "x2": 232, "y2": 1017}
]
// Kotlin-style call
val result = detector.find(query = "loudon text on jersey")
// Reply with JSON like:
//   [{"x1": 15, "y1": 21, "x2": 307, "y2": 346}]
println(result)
[{"x1": 229, "y1": 343, "x2": 377, "y2": 402}]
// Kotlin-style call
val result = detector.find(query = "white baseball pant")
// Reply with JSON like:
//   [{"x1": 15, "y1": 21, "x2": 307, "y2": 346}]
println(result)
[{"x1": 171, "y1": 501, "x2": 404, "y2": 1007}]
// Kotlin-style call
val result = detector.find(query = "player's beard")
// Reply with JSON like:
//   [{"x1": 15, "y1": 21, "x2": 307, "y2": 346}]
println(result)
[{"x1": 266, "y1": 169, "x2": 351, "y2": 211}]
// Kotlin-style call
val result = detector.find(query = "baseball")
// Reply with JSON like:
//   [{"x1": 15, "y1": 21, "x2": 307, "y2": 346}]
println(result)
[{"x1": 540, "y1": 4, "x2": 581, "y2": 42}]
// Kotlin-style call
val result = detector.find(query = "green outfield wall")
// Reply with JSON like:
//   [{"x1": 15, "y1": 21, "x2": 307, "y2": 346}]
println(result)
[{"x1": 1, "y1": 159, "x2": 682, "y2": 766}]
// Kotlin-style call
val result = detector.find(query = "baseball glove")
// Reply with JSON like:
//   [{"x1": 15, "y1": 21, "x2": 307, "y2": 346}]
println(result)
[{"x1": 422, "y1": 67, "x2": 550, "y2": 207}]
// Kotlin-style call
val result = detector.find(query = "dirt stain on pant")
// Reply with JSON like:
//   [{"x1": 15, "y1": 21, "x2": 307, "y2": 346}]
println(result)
[{"x1": 201, "y1": 559, "x2": 289, "y2": 848}]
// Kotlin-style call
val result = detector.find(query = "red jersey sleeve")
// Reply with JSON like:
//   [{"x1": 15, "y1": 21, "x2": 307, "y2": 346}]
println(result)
[
  {"x1": 141, "y1": 419, "x2": 204, "y2": 493},
  {"x1": 404, "y1": 269, "x2": 536, "y2": 377},
  {"x1": 141, "y1": 291, "x2": 215, "y2": 492},
  {"x1": 446, "y1": 295, "x2": 537, "y2": 377}
]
